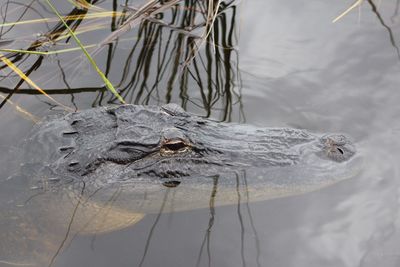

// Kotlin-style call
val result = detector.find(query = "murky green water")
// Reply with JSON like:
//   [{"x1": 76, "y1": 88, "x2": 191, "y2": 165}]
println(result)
[{"x1": 1, "y1": 0, "x2": 400, "y2": 266}]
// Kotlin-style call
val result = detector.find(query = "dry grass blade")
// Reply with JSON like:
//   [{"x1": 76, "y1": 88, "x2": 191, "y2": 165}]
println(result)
[
  {"x1": 333, "y1": 0, "x2": 364, "y2": 23},
  {"x1": 123, "y1": 4, "x2": 201, "y2": 38},
  {"x1": 95, "y1": 0, "x2": 159, "y2": 49},
  {"x1": 68, "y1": 0, "x2": 105, "y2": 11},
  {"x1": 0, "y1": 52, "x2": 73, "y2": 111},
  {"x1": 92, "y1": 0, "x2": 180, "y2": 56},
  {"x1": 0, "y1": 11, "x2": 123, "y2": 27},
  {"x1": 184, "y1": 0, "x2": 222, "y2": 65},
  {"x1": 0, "y1": 45, "x2": 97, "y2": 55}
]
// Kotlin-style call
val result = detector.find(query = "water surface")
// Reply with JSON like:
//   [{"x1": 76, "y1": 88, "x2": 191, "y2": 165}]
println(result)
[{"x1": 1, "y1": 0, "x2": 400, "y2": 266}]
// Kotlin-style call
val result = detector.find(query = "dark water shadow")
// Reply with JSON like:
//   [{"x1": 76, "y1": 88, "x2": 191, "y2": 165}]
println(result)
[
  {"x1": 235, "y1": 173, "x2": 246, "y2": 267},
  {"x1": 242, "y1": 172, "x2": 261, "y2": 267},
  {"x1": 195, "y1": 176, "x2": 219, "y2": 267}
]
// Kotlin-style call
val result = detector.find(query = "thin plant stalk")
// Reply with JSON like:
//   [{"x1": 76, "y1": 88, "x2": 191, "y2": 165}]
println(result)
[
  {"x1": 44, "y1": 0, "x2": 125, "y2": 103},
  {"x1": 333, "y1": 0, "x2": 364, "y2": 23},
  {"x1": 0, "y1": 44, "x2": 97, "y2": 55},
  {"x1": 0, "y1": 52, "x2": 73, "y2": 111}
]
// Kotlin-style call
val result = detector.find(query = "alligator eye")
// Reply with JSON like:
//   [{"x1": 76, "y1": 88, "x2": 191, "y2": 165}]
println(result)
[
  {"x1": 160, "y1": 127, "x2": 191, "y2": 155},
  {"x1": 160, "y1": 139, "x2": 190, "y2": 156},
  {"x1": 337, "y1": 147, "x2": 344, "y2": 154},
  {"x1": 163, "y1": 140, "x2": 187, "y2": 151}
]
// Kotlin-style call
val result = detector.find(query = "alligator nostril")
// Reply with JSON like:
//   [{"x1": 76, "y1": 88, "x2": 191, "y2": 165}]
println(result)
[{"x1": 319, "y1": 134, "x2": 356, "y2": 162}]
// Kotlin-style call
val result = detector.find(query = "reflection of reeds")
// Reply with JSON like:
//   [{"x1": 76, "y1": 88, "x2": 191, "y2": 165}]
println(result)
[
  {"x1": 0, "y1": 0, "x2": 242, "y2": 120},
  {"x1": 102, "y1": 0, "x2": 242, "y2": 120}
]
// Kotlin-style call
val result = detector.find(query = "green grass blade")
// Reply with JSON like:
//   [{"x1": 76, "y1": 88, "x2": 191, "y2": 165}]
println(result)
[
  {"x1": 0, "y1": 44, "x2": 97, "y2": 55},
  {"x1": 44, "y1": 0, "x2": 125, "y2": 103}
]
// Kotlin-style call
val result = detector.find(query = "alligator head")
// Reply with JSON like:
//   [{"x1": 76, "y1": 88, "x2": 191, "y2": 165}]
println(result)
[{"x1": 24, "y1": 104, "x2": 358, "y2": 192}]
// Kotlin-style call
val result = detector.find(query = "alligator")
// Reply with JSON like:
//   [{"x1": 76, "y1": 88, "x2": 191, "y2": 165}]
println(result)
[
  {"x1": 20, "y1": 103, "x2": 360, "y2": 210},
  {"x1": 0, "y1": 104, "x2": 360, "y2": 266}
]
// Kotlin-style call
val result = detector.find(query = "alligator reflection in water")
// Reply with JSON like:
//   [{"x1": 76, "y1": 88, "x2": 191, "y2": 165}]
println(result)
[
  {"x1": 0, "y1": 0, "x2": 242, "y2": 120},
  {"x1": 0, "y1": 104, "x2": 360, "y2": 266}
]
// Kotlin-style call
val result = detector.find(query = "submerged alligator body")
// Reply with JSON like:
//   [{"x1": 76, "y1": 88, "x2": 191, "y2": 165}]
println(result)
[{"x1": 1, "y1": 104, "x2": 360, "y2": 266}]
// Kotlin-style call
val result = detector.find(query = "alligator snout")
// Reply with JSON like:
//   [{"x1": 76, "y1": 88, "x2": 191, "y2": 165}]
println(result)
[{"x1": 319, "y1": 134, "x2": 355, "y2": 162}]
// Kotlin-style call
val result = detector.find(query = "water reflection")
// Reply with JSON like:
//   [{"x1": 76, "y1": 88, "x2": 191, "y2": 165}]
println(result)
[
  {"x1": 2, "y1": 150, "x2": 356, "y2": 267},
  {"x1": 137, "y1": 189, "x2": 170, "y2": 267},
  {"x1": 391, "y1": 0, "x2": 400, "y2": 23},
  {"x1": 195, "y1": 176, "x2": 218, "y2": 267},
  {"x1": 48, "y1": 182, "x2": 87, "y2": 267},
  {"x1": 0, "y1": 169, "x2": 254, "y2": 266},
  {"x1": 365, "y1": 0, "x2": 400, "y2": 58}
]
